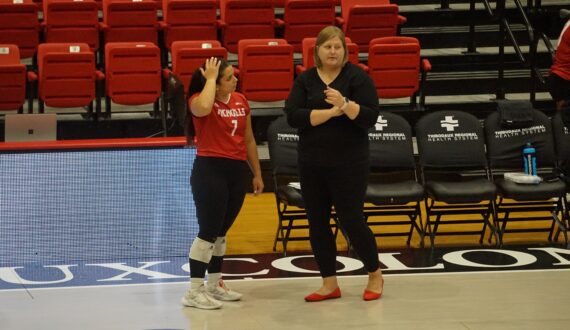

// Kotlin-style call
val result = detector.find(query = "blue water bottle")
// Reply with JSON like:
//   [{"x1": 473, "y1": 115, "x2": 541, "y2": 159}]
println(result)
[{"x1": 522, "y1": 142, "x2": 537, "y2": 176}]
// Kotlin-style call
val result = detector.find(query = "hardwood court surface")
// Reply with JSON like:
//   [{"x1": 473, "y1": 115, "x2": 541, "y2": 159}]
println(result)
[{"x1": 227, "y1": 193, "x2": 565, "y2": 255}]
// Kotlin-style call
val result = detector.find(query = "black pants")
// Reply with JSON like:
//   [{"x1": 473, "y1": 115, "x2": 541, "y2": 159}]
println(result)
[
  {"x1": 191, "y1": 156, "x2": 250, "y2": 242},
  {"x1": 547, "y1": 73, "x2": 570, "y2": 102},
  {"x1": 299, "y1": 161, "x2": 379, "y2": 277}
]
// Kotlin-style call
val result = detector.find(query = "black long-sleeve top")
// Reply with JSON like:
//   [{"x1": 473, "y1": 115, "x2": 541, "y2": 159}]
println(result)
[{"x1": 284, "y1": 62, "x2": 380, "y2": 167}]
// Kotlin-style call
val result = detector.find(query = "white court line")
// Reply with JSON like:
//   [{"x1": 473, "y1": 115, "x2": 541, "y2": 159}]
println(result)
[{"x1": 1, "y1": 267, "x2": 570, "y2": 293}]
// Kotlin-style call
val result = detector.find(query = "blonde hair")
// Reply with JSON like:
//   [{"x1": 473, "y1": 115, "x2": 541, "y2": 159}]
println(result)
[{"x1": 313, "y1": 26, "x2": 348, "y2": 68}]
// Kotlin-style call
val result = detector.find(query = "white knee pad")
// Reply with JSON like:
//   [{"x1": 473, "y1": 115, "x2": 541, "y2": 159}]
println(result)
[
  {"x1": 189, "y1": 237, "x2": 215, "y2": 264},
  {"x1": 212, "y1": 236, "x2": 227, "y2": 257}
]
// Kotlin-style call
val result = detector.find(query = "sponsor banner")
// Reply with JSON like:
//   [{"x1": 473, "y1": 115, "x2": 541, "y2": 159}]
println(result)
[{"x1": 1, "y1": 245, "x2": 569, "y2": 290}]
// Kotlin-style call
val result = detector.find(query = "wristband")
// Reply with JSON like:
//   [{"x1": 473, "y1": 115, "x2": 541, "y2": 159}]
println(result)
[{"x1": 340, "y1": 97, "x2": 349, "y2": 111}]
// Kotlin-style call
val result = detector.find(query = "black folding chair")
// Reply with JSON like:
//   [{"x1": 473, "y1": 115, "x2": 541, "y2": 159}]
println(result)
[
  {"x1": 416, "y1": 111, "x2": 498, "y2": 247},
  {"x1": 266, "y1": 116, "x2": 338, "y2": 256},
  {"x1": 364, "y1": 111, "x2": 424, "y2": 246},
  {"x1": 485, "y1": 109, "x2": 568, "y2": 247}
]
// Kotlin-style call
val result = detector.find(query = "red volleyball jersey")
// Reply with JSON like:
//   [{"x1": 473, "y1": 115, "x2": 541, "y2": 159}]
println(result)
[
  {"x1": 190, "y1": 92, "x2": 250, "y2": 160},
  {"x1": 551, "y1": 20, "x2": 570, "y2": 80}
]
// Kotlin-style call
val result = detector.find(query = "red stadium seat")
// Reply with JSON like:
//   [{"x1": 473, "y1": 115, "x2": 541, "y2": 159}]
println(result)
[
  {"x1": 237, "y1": 39, "x2": 293, "y2": 102},
  {"x1": 295, "y1": 37, "x2": 360, "y2": 74},
  {"x1": 271, "y1": 0, "x2": 338, "y2": 6},
  {"x1": 0, "y1": 44, "x2": 28, "y2": 112},
  {"x1": 42, "y1": 0, "x2": 100, "y2": 52},
  {"x1": 104, "y1": 42, "x2": 162, "y2": 117},
  {"x1": 218, "y1": 0, "x2": 278, "y2": 53},
  {"x1": 364, "y1": 36, "x2": 431, "y2": 109},
  {"x1": 160, "y1": 0, "x2": 218, "y2": 51},
  {"x1": 101, "y1": 0, "x2": 158, "y2": 45},
  {"x1": 167, "y1": 40, "x2": 228, "y2": 92},
  {"x1": 278, "y1": 0, "x2": 336, "y2": 53},
  {"x1": 337, "y1": 0, "x2": 406, "y2": 52},
  {"x1": 36, "y1": 43, "x2": 103, "y2": 117},
  {"x1": 0, "y1": 0, "x2": 40, "y2": 59}
]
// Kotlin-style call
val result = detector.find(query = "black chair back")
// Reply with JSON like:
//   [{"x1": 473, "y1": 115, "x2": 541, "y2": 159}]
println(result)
[
  {"x1": 369, "y1": 111, "x2": 415, "y2": 169},
  {"x1": 267, "y1": 116, "x2": 299, "y2": 176},
  {"x1": 416, "y1": 111, "x2": 487, "y2": 169},
  {"x1": 485, "y1": 110, "x2": 556, "y2": 169}
]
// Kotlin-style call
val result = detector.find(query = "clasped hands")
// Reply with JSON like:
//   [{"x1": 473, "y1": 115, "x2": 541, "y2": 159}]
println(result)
[{"x1": 324, "y1": 86, "x2": 347, "y2": 117}]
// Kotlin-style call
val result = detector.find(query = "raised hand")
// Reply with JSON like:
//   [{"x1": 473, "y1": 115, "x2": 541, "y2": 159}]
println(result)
[{"x1": 200, "y1": 57, "x2": 221, "y2": 81}]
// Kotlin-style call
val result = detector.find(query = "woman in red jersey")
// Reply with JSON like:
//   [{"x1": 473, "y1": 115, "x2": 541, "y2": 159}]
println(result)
[
  {"x1": 547, "y1": 18, "x2": 570, "y2": 111},
  {"x1": 181, "y1": 57, "x2": 264, "y2": 310}
]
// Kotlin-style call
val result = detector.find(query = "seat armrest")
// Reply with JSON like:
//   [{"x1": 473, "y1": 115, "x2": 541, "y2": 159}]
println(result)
[
  {"x1": 397, "y1": 15, "x2": 407, "y2": 25},
  {"x1": 158, "y1": 21, "x2": 168, "y2": 30},
  {"x1": 162, "y1": 68, "x2": 172, "y2": 79},
  {"x1": 95, "y1": 70, "x2": 105, "y2": 81},
  {"x1": 335, "y1": 17, "x2": 344, "y2": 27},
  {"x1": 26, "y1": 71, "x2": 38, "y2": 113},
  {"x1": 274, "y1": 18, "x2": 284, "y2": 28},
  {"x1": 421, "y1": 59, "x2": 432, "y2": 72},
  {"x1": 27, "y1": 71, "x2": 37, "y2": 82},
  {"x1": 419, "y1": 59, "x2": 431, "y2": 109},
  {"x1": 357, "y1": 63, "x2": 369, "y2": 72}
]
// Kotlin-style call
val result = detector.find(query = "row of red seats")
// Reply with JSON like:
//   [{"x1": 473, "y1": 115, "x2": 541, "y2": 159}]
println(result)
[
  {"x1": 25, "y1": 0, "x2": 341, "y2": 9},
  {"x1": 0, "y1": 37, "x2": 430, "y2": 117},
  {"x1": 0, "y1": 0, "x2": 405, "y2": 58}
]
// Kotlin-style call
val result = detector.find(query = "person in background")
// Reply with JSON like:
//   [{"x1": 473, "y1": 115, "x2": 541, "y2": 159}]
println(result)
[
  {"x1": 284, "y1": 26, "x2": 384, "y2": 302},
  {"x1": 181, "y1": 57, "x2": 264, "y2": 310},
  {"x1": 547, "y1": 14, "x2": 570, "y2": 111}
]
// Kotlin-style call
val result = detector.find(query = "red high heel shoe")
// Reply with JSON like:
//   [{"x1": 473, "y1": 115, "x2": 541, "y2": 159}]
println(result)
[
  {"x1": 304, "y1": 287, "x2": 341, "y2": 302},
  {"x1": 363, "y1": 278, "x2": 384, "y2": 301}
]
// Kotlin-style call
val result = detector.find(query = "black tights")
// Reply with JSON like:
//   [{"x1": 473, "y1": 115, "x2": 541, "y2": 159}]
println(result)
[
  {"x1": 299, "y1": 161, "x2": 379, "y2": 278},
  {"x1": 189, "y1": 156, "x2": 250, "y2": 278}
]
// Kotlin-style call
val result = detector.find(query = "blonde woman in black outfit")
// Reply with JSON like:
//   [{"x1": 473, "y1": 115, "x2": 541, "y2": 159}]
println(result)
[{"x1": 284, "y1": 26, "x2": 383, "y2": 302}]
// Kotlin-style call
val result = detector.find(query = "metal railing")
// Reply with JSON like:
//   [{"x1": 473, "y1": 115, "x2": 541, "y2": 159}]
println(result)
[
  {"x1": 526, "y1": 0, "x2": 558, "y2": 103},
  {"x1": 476, "y1": 0, "x2": 554, "y2": 103}
]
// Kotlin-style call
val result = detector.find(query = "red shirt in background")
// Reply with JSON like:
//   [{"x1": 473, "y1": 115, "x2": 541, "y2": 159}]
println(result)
[{"x1": 551, "y1": 20, "x2": 570, "y2": 80}]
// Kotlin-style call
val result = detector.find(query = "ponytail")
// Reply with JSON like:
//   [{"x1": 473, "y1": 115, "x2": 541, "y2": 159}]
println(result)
[{"x1": 184, "y1": 69, "x2": 205, "y2": 145}]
